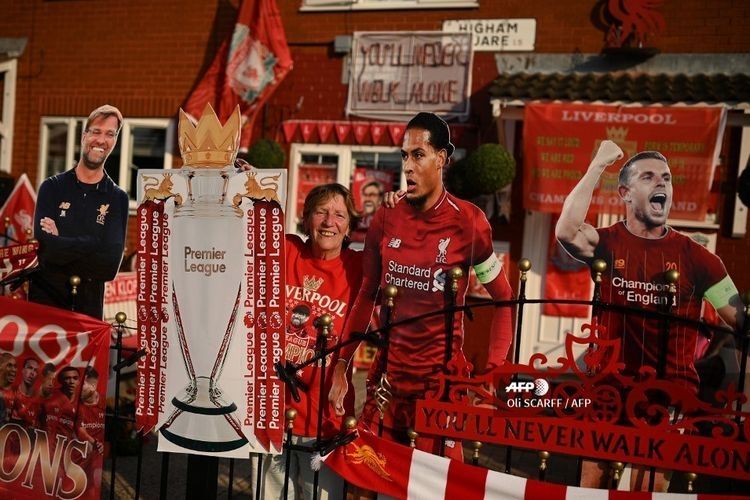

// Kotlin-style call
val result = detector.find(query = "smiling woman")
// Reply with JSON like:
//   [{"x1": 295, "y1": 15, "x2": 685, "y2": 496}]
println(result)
[
  {"x1": 301, "y1": 184, "x2": 358, "y2": 260},
  {"x1": 254, "y1": 182, "x2": 364, "y2": 499}
]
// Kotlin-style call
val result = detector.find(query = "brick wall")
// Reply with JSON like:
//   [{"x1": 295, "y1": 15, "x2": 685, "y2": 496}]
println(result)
[{"x1": 2, "y1": 0, "x2": 748, "y2": 290}]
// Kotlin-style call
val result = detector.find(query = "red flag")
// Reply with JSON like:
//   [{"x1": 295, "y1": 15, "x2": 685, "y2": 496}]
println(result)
[
  {"x1": 0, "y1": 173, "x2": 36, "y2": 245},
  {"x1": 317, "y1": 121, "x2": 334, "y2": 142},
  {"x1": 183, "y1": 0, "x2": 293, "y2": 148},
  {"x1": 335, "y1": 122, "x2": 351, "y2": 143},
  {"x1": 388, "y1": 123, "x2": 405, "y2": 145},
  {"x1": 282, "y1": 121, "x2": 298, "y2": 142}
]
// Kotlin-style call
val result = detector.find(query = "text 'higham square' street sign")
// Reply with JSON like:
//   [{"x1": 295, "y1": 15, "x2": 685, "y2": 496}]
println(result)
[{"x1": 443, "y1": 19, "x2": 536, "y2": 52}]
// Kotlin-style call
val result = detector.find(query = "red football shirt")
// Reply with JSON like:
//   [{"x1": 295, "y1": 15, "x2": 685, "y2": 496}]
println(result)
[
  {"x1": 363, "y1": 190, "x2": 495, "y2": 392},
  {"x1": 284, "y1": 234, "x2": 362, "y2": 437},
  {"x1": 595, "y1": 222, "x2": 728, "y2": 390},
  {"x1": 41, "y1": 390, "x2": 77, "y2": 439},
  {"x1": 12, "y1": 388, "x2": 39, "y2": 427},
  {"x1": 77, "y1": 402, "x2": 105, "y2": 443}
]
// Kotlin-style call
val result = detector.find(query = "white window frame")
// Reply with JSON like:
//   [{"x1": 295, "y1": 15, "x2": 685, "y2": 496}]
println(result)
[
  {"x1": 0, "y1": 59, "x2": 18, "y2": 173},
  {"x1": 38, "y1": 116, "x2": 175, "y2": 211},
  {"x1": 119, "y1": 118, "x2": 175, "y2": 209},
  {"x1": 301, "y1": 0, "x2": 478, "y2": 12},
  {"x1": 286, "y1": 142, "x2": 405, "y2": 233}
]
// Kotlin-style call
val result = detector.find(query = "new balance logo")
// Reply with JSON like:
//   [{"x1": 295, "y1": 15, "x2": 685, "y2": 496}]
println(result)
[{"x1": 388, "y1": 238, "x2": 401, "y2": 248}]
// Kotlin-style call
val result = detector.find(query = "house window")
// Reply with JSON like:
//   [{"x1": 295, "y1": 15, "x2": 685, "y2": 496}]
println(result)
[
  {"x1": 286, "y1": 143, "x2": 464, "y2": 241},
  {"x1": 0, "y1": 59, "x2": 18, "y2": 174},
  {"x1": 301, "y1": 0, "x2": 478, "y2": 12},
  {"x1": 38, "y1": 117, "x2": 174, "y2": 208}
]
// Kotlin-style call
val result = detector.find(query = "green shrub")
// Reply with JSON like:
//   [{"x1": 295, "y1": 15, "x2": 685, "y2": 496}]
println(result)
[
  {"x1": 462, "y1": 143, "x2": 516, "y2": 196},
  {"x1": 245, "y1": 139, "x2": 285, "y2": 169}
]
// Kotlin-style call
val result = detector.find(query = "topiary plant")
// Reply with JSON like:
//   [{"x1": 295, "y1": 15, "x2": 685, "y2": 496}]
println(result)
[
  {"x1": 462, "y1": 143, "x2": 516, "y2": 196},
  {"x1": 245, "y1": 138, "x2": 285, "y2": 169}
]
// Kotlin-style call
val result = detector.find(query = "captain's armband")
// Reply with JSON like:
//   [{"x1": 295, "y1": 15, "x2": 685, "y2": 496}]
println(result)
[
  {"x1": 705, "y1": 275, "x2": 739, "y2": 309},
  {"x1": 474, "y1": 253, "x2": 502, "y2": 284}
]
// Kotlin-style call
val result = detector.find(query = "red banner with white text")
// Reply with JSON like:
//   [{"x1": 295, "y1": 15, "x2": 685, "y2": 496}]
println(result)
[
  {"x1": 0, "y1": 242, "x2": 38, "y2": 299},
  {"x1": 0, "y1": 298, "x2": 111, "y2": 500},
  {"x1": 523, "y1": 103, "x2": 726, "y2": 220}
]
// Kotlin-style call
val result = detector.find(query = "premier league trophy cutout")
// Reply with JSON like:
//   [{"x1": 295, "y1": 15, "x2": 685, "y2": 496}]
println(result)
[{"x1": 159, "y1": 104, "x2": 248, "y2": 452}]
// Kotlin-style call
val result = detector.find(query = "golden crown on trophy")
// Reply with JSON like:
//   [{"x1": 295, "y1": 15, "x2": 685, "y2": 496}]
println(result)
[{"x1": 178, "y1": 103, "x2": 241, "y2": 168}]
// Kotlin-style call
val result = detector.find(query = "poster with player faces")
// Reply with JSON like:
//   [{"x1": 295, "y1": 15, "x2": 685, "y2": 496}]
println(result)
[
  {"x1": 135, "y1": 168, "x2": 287, "y2": 457},
  {"x1": 0, "y1": 297, "x2": 111, "y2": 500}
]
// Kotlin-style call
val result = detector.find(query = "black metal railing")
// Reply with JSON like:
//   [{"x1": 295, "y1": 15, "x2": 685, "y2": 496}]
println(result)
[{"x1": 2, "y1": 256, "x2": 748, "y2": 499}]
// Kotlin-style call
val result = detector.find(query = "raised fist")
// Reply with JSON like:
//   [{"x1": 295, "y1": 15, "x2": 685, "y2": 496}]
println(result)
[{"x1": 591, "y1": 140, "x2": 624, "y2": 169}]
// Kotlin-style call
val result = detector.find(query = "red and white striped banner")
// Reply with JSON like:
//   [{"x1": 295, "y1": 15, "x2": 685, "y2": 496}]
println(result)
[{"x1": 323, "y1": 432, "x2": 744, "y2": 500}]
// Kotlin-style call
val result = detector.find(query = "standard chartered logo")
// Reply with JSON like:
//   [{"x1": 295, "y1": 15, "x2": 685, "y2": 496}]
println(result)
[
  {"x1": 384, "y1": 260, "x2": 445, "y2": 293},
  {"x1": 431, "y1": 268, "x2": 445, "y2": 292}
]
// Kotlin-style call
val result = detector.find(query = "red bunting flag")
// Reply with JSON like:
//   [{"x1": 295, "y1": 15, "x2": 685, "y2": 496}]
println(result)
[
  {"x1": 282, "y1": 121, "x2": 298, "y2": 142},
  {"x1": 353, "y1": 123, "x2": 369, "y2": 144},
  {"x1": 388, "y1": 123, "x2": 405, "y2": 145},
  {"x1": 543, "y1": 214, "x2": 592, "y2": 318},
  {"x1": 0, "y1": 173, "x2": 36, "y2": 245},
  {"x1": 317, "y1": 121, "x2": 334, "y2": 142},
  {"x1": 183, "y1": 0, "x2": 293, "y2": 148},
  {"x1": 370, "y1": 123, "x2": 385, "y2": 145},
  {"x1": 335, "y1": 122, "x2": 351, "y2": 143},
  {"x1": 300, "y1": 121, "x2": 315, "y2": 142}
]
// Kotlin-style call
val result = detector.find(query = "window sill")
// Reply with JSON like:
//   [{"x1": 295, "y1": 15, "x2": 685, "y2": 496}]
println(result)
[{"x1": 300, "y1": 1, "x2": 478, "y2": 12}]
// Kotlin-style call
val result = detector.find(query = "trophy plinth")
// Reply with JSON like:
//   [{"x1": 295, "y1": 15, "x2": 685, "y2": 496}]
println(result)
[
  {"x1": 161, "y1": 377, "x2": 247, "y2": 453},
  {"x1": 160, "y1": 167, "x2": 248, "y2": 453}
]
